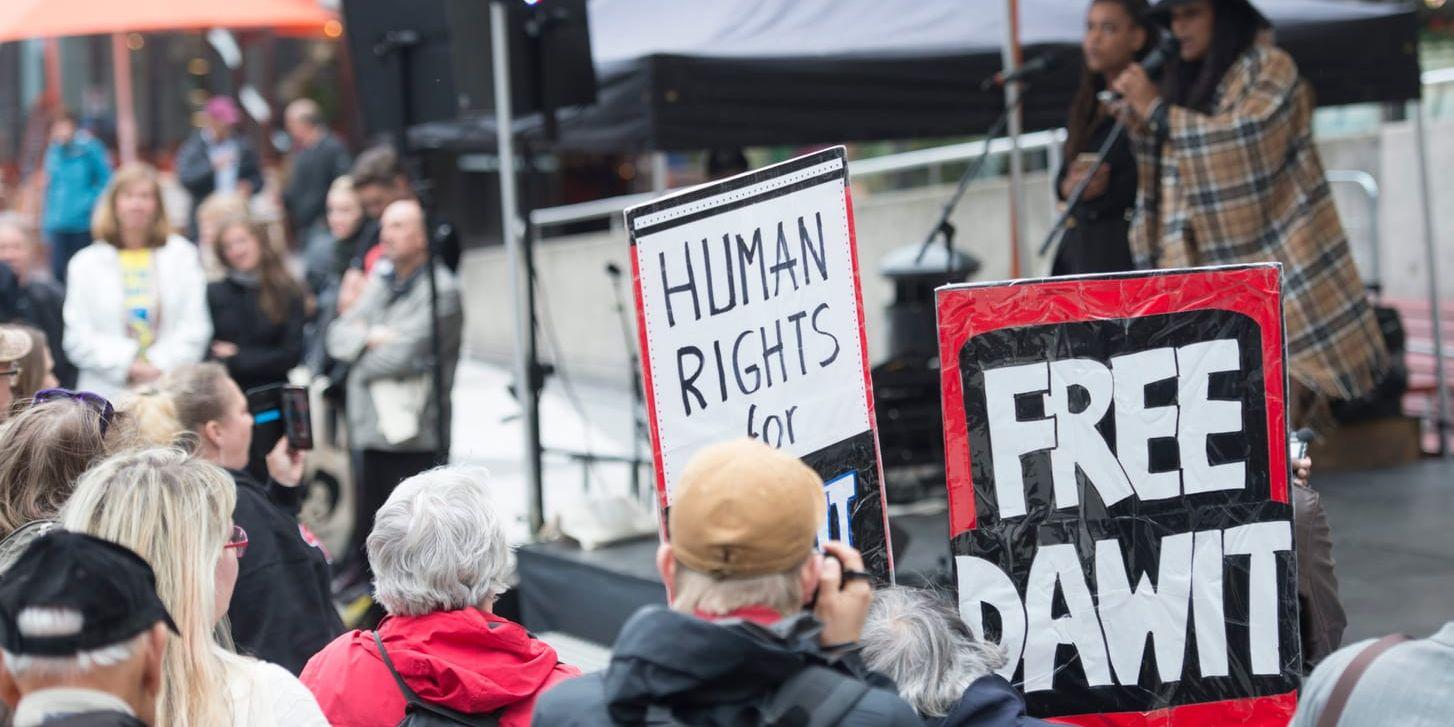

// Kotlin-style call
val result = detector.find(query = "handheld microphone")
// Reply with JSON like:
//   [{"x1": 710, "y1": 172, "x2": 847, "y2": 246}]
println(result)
[
  {"x1": 1097, "y1": 35, "x2": 1180, "y2": 104},
  {"x1": 1290, "y1": 427, "x2": 1316, "y2": 460},
  {"x1": 981, "y1": 51, "x2": 1062, "y2": 91}
]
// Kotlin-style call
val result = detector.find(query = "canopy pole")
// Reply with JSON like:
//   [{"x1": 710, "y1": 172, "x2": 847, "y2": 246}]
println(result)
[
  {"x1": 43, "y1": 39, "x2": 61, "y2": 108},
  {"x1": 111, "y1": 33, "x2": 138, "y2": 164},
  {"x1": 652, "y1": 152, "x2": 668, "y2": 193},
  {"x1": 1001, "y1": 0, "x2": 1025, "y2": 278},
  {"x1": 1413, "y1": 100, "x2": 1451, "y2": 458},
  {"x1": 491, "y1": 2, "x2": 545, "y2": 529}
]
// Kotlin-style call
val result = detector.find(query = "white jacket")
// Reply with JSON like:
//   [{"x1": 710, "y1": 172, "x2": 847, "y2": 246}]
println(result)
[
  {"x1": 225, "y1": 657, "x2": 330, "y2": 726},
  {"x1": 63, "y1": 235, "x2": 212, "y2": 400}
]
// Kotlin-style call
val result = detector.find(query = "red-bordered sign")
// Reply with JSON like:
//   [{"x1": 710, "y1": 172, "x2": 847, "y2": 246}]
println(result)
[
  {"x1": 626, "y1": 147, "x2": 893, "y2": 578},
  {"x1": 936, "y1": 265, "x2": 1297, "y2": 724}
]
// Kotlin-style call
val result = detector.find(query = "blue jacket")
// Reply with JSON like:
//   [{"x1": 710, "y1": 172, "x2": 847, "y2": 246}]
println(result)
[
  {"x1": 43, "y1": 135, "x2": 110, "y2": 233},
  {"x1": 926, "y1": 676, "x2": 1051, "y2": 727}
]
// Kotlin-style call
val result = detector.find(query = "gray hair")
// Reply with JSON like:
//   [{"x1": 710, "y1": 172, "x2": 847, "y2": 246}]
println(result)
[
  {"x1": 2, "y1": 608, "x2": 146, "y2": 679},
  {"x1": 860, "y1": 587, "x2": 1008, "y2": 718},
  {"x1": 367, "y1": 465, "x2": 512, "y2": 617},
  {"x1": 670, "y1": 562, "x2": 805, "y2": 617}
]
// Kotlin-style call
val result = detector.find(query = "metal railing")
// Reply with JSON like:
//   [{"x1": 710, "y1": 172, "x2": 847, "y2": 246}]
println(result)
[
  {"x1": 528, "y1": 130, "x2": 1065, "y2": 230},
  {"x1": 1325, "y1": 170, "x2": 1381, "y2": 289}
]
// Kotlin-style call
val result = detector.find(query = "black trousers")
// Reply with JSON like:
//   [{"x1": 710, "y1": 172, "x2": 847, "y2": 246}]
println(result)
[{"x1": 349, "y1": 449, "x2": 440, "y2": 576}]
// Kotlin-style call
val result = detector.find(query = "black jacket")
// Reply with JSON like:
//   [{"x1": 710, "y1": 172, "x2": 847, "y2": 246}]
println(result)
[
  {"x1": 207, "y1": 274, "x2": 305, "y2": 393},
  {"x1": 0, "y1": 266, "x2": 76, "y2": 388},
  {"x1": 176, "y1": 130, "x2": 263, "y2": 203},
  {"x1": 925, "y1": 676, "x2": 1050, "y2": 727},
  {"x1": 1053, "y1": 116, "x2": 1137, "y2": 276},
  {"x1": 284, "y1": 133, "x2": 352, "y2": 234},
  {"x1": 532, "y1": 606, "x2": 919, "y2": 726},
  {"x1": 226, "y1": 468, "x2": 344, "y2": 675}
]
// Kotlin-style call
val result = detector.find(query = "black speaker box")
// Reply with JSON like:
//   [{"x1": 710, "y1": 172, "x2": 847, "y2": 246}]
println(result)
[
  {"x1": 445, "y1": 0, "x2": 597, "y2": 118},
  {"x1": 340, "y1": 0, "x2": 459, "y2": 136}
]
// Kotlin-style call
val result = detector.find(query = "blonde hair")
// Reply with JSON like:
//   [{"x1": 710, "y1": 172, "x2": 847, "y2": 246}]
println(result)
[
  {"x1": 328, "y1": 175, "x2": 356, "y2": 198},
  {"x1": 117, "y1": 386, "x2": 188, "y2": 448},
  {"x1": 0, "y1": 399, "x2": 130, "y2": 538},
  {"x1": 91, "y1": 163, "x2": 170, "y2": 250},
  {"x1": 60, "y1": 448, "x2": 240, "y2": 726},
  {"x1": 159, "y1": 363, "x2": 234, "y2": 437},
  {"x1": 671, "y1": 560, "x2": 806, "y2": 617},
  {"x1": 195, "y1": 192, "x2": 248, "y2": 231}
]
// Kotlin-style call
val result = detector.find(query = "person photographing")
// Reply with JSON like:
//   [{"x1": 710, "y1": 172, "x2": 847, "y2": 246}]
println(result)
[{"x1": 1110, "y1": 0, "x2": 1386, "y2": 424}]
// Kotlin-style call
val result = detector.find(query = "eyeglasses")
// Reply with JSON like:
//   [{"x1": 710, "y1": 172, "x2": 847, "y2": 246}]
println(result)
[
  {"x1": 224, "y1": 525, "x2": 248, "y2": 559},
  {"x1": 31, "y1": 389, "x2": 115, "y2": 437}
]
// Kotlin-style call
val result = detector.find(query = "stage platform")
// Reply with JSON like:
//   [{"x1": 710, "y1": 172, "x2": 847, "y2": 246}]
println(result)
[
  {"x1": 518, "y1": 459, "x2": 1454, "y2": 651},
  {"x1": 518, "y1": 508, "x2": 956, "y2": 646}
]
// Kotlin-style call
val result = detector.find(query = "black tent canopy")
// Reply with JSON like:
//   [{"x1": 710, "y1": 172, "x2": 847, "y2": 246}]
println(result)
[{"x1": 410, "y1": 0, "x2": 1421, "y2": 153}]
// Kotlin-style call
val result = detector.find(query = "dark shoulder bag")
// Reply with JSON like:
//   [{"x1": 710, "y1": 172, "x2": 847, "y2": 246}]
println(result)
[{"x1": 1316, "y1": 633, "x2": 1410, "y2": 727}]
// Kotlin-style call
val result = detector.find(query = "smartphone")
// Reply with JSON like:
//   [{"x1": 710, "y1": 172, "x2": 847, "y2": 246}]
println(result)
[
  {"x1": 281, "y1": 385, "x2": 314, "y2": 451},
  {"x1": 246, "y1": 383, "x2": 313, "y2": 453},
  {"x1": 246, "y1": 384, "x2": 287, "y2": 454}
]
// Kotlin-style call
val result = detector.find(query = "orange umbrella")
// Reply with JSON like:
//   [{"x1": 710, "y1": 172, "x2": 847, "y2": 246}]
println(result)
[
  {"x1": 0, "y1": 0, "x2": 339, "y2": 163},
  {"x1": 0, "y1": 0, "x2": 337, "y2": 43}
]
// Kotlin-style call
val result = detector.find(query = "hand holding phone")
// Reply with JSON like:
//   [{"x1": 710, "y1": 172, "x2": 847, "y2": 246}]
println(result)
[{"x1": 813, "y1": 541, "x2": 874, "y2": 647}]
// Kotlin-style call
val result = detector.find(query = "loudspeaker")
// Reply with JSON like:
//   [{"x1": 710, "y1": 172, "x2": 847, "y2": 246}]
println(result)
[
  {"x1": 445, "y1": 0, "x2": 597, "y2": 118},
  {"x1": 340, "y1": 0, "x2": 459, "y2": 137}
]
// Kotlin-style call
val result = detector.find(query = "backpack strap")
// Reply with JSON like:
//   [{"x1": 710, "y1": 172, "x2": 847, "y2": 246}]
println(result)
[
  {"x1": 372, "y1": 631, "x2": 502, "y2": 727},
  {"x1": 1316, "y1": 633, "x2": 1410, "y2": 727},
  {"x1": 761, "y1": 665, "x2": 871, "y2": 727}
]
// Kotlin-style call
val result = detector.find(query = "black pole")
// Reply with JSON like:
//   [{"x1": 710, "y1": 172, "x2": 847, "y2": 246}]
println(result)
[
  {"x1": 378, "y1": 30, "x2": 449, "y2": 457},
  {"x1": 913, "y1": 95, "x2": 1019, "y2": 267},
  {"x1": 606, "y1": 264, "x2": 646, "y2": 498}
]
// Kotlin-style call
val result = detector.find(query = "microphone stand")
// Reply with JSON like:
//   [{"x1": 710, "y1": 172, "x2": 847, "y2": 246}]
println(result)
[
  {"x1": 1037, "y1": 116, "x2": 1128, "y2": 258},
  {"x1": 376, "y1": 30, "x2": 449, "y2": 458},
  {"x1": 913, "y1": 88, "x2": 1025, "y2": 268}
]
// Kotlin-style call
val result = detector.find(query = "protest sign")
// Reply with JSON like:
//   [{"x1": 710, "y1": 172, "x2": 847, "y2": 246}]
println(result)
[
  {"x1": 936, "y1": 265, "x2": 1300, "y2": 724},
  {"x1": 626, "y1": 146, "x2": 892, "y2": 578}
]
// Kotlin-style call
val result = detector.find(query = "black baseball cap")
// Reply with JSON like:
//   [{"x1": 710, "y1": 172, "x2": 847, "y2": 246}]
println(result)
[{"x1": 0, "y1": 531, "x2": 178, "y2": 657}]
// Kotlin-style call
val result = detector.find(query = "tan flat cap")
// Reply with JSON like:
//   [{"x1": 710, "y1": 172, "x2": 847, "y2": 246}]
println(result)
[
  {"x1": 669, "y1": 438, "x2": 826, "y2": 580},
  {"x1": 0, "y1": 328, "x2": 33, "y2": 364}
]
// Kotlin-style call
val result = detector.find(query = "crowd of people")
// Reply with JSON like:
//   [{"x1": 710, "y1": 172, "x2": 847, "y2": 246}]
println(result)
[{"x1": 0, "y1": 0, "x2": 1436, "y2": 724}]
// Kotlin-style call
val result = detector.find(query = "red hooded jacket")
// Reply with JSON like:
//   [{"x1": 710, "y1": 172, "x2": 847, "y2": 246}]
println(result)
[{"x1": 300, "y1": 609, "x2": 579, "y2": 726}]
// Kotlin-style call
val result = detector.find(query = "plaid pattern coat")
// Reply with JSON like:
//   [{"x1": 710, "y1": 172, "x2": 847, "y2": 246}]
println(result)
[{"x1": 1129, "y1": 43, "x2": 1386, "y2": 401}]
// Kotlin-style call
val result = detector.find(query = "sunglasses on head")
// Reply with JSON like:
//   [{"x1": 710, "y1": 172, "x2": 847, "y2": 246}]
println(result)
[{"x1": 31, "y1": 389, "x2": 115, "y2": 437}]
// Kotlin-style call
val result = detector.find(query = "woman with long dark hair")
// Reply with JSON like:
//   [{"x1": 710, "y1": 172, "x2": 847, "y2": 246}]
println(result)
[
  {"x1": 1052, "y1": 0, "x2": 1151, "y2": 275},
  {"x1": 207, "y1": 216, "x2": 306, "y2": 393},
  {"x1": 1111, "y1": 0, "x2": 1385, "y2": 421}
]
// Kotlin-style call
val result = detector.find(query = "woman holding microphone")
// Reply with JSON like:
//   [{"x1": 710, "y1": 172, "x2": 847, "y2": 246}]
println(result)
[
  {"x1": 1052, "y1": 0, "x2": 1153, "y2": 275},
  {"x1": 1110, "y1": 0, "x2": 1386, "y2": 423}
]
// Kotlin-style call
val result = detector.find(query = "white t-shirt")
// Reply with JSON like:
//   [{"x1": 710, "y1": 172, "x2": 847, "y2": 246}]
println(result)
[{"x1": 226, "y1": 657, "x2": 329, "y2": 727}]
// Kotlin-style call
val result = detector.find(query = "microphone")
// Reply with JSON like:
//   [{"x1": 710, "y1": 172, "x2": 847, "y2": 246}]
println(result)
[
  {"x1": 1097, "y1": 35, "x2": 1181, "y2": 103},
  {"x1": 981, "y1": 51, "x2": 1062, "y2": 91},
  {"x1": 1290, "y1": 427, "x2": 1316, "y2": 460},
  {"x1": 605, "y1": 262, "x2": 623, "y2": 278}
]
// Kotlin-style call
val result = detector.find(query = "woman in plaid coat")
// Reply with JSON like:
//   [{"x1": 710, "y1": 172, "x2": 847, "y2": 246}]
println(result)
[{"x1": 1111, "y1": 0, "x2": 1387, "y2": 421}]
